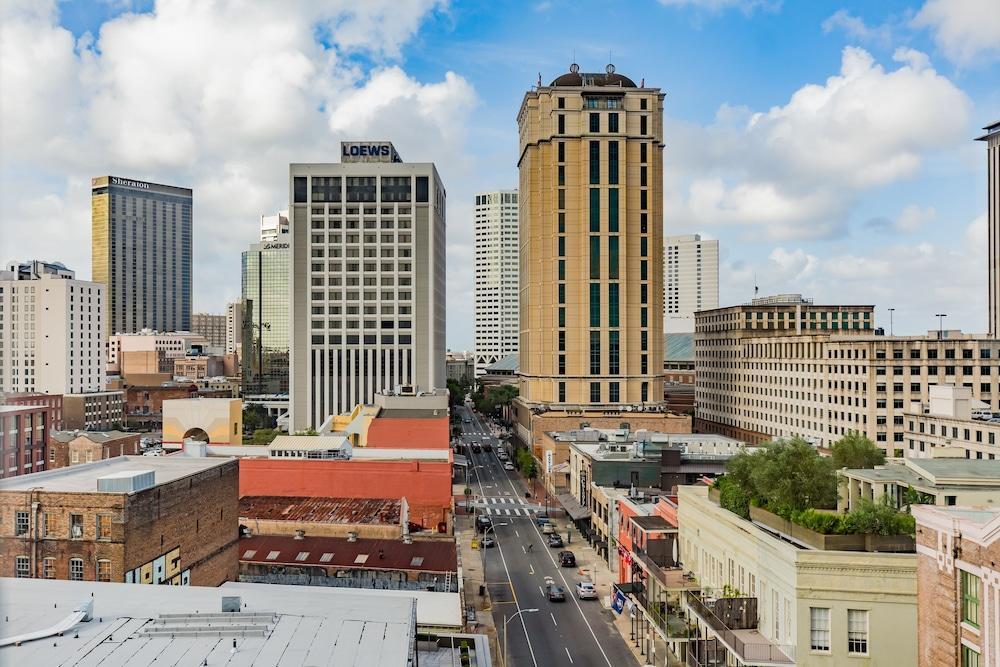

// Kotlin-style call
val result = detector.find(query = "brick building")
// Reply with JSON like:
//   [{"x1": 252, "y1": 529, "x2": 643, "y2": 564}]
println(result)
[
  {"x1": 0, "y1": 393, "x2": 63, "y2": 479},
  {"x1": 48, "y1": 430, "x2": 141, "y2": 469},
  {"x1": 125, "y1": 383, "x2": 230, "y2": 430},
  {"x1": 0, "y1": 456, "x2": 238, "y2": 585},
  {"x1": 62, "y1": 390, "x2": 125, "y2": 430},
  {"x1": 914, "y1": 505, "x2": 1000, "y2": 667}
]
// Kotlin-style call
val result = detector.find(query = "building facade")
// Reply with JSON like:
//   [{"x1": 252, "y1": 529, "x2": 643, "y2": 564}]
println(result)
[
  {"x1": 48, "y1": 430, "x2": 141, "y2": 469},
  {"x1": 979, "y1": 121, "x2": 1000, "y2": 338},
  {"x1": 474, "y1": 189, "x2": 519, "y2": 376},
  {"x1": 914, "y1": 505, "x2": 999, "y2": 667},
  {"x1": 516, "y1": 65, "x2": 665, "y2": 408},
  {"x1": 241, "y1": 224, "x2": 291, "y2": 396},
  {"x1": 108, "y1": 330, "x2": 208, "y2": 370},
  {"x1": 0, "y1": 261, "x2": 105, "y2": 395},
  {"x1": 91, "y1": 176, "x2": 192, "y2": 334},
  {"x1": 62, "y1": 390, "x2": 125, "y2": 431},
  {"x1": 190, "y1": 313, "x2": 226, "y2": 348},
  {"x1": 225, "y1": 301, "x2": 242, "y2": 356},
  {"x1": 0, "y1": 457, "x2": 239, "y2": 585},
  {"x1": 289, "y1": 143, "x2": 447, "y2": 431},
  {"x1": 664, "y1": 234, "x2": 718, "y2": 334},
  {"x1": 0, "y1": 394, "x2": 62, "y2": 478},
  {"x1": 260, "y1": 210, "x2": 289, "y2": 242}
]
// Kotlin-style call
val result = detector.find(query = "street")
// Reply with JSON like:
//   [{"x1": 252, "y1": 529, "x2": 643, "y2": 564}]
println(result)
[{"x1": 457, "y1": 405, "x2": 640, "y2": 667}]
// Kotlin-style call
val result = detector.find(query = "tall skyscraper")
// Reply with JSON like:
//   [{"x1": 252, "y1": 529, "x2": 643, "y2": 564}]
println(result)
[
  {"x1": 289, "y1": 142, "x2": 446, "y2": 430},
  {"x1": 225, "y1": 301, "x2": 243, "y2": 356},
  {"x1": 474, "y1": 190, "x2": 519, "y2": 376},
  {"x1": 664, "y1": 234, "x2": 719, "y2": 334},
  {"x1": 91, "y1": 176, "x2": 192, "y2": 335},
  {"x1": 0, "y1": 260, "x2": 105, "y2": 394},
  {"x1": 979, "y1": 121, "x2": 1000, "y2": 337},
  {"x1": 191, "y1": 312, "x2": 226, "y2": 348},
  {"x1": 241, "y1": 223, "x2": 290, "y2": 396},
  {"x1": 516, "y1": 65, "x2": 665, "y2": 408}
]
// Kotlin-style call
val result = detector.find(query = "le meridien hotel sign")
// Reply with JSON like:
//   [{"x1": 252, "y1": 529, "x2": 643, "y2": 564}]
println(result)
[{"x1": 341, "y1": 141, "x2": 403, "y2": 164}]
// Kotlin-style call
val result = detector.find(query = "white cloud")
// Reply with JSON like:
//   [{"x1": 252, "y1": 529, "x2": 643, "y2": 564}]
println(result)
[
  {"x1": 864, "y1": 203, "x2": 936, "y2": 233},
  {"x1": 821, "y1": 9, "x2": 894, "y2": 47},
  {"x1": 912, "y1": 0, "x2": 1000, "y2": 66},
  {"x1": 667, "y1": 46, "x2": 970, "y2": 240},
  {"x1": 0, "y1": 0, "x2": 478, "y2": 341}
]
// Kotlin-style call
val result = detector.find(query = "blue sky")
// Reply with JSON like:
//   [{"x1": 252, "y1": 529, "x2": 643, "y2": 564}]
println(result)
[{"x1": 1, "y1": 0, "x2": 997, "y2": 348}]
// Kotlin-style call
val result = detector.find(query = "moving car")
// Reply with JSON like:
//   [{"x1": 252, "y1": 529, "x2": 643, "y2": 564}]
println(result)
[
  {"x1": 475, "y1": 515, "x2": 493, "y2": 533},
  {"x1": 503, "y1": 462, "x2": 515, "y2": 471},
  {"x1": 472, "y1": 444, "x2": 482, "y2": 453},
  {"x1": 547, "y1": 533, "x2": 564, "y2": 548},
  {"x1": 575, "y1": 581, "x2": 598, "y2": 600},
  {"x1": 481, "y1": 535, "x2": 496, "y2": 548},
  {"x1": 547, "y1": 585, "x2": 567, "y2": 602},
  {"x1": 559, "y1": 551, "x2": 576, "y2": 568}
]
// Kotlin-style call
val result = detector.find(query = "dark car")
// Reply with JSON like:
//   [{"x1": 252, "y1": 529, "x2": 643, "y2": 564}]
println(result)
[
  {"x1": 535, "y1": 513, "x2": 550, "y2": 526},
  {"x1": 547, "y1": 585, "x2": 567, "y2": 602},
  {"x1": 547, "y1": 534, "x2": 564, "y2": 548},
  {"x1": 475, "y1": 515, "x2": 493, "y2": 533},
  {"x1": 483, "y1": 443, "x2": 492, "y2": 451},
  {"x1": 472, "y1": 444, "x2": 482, "y2": 453},
  {"x1": 559, "y1": 551, "x2": 576, "y2": 568}
]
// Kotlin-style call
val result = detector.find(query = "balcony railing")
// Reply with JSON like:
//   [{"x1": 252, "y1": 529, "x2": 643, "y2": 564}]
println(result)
[
  {"x1": 685, "y1": 591, "x2": 793, "y2": 664},
  {"x1": 615, "y1": 581, "x2": 693, "y2": 640}
]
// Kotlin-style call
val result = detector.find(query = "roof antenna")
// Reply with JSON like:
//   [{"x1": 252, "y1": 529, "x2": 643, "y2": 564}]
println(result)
[
  {"x1": 754, "y1": 273, "x2": 759, "y2": 297},
  {"x1": 537, "y1": 72, "x2": 542, "y2": 88}
]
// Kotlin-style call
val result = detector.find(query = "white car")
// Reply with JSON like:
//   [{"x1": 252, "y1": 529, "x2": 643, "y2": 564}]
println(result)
[
  {"x1": 575, "y1": 581, "x2": 598, "y2": 600},
  {"x1": 504, "y1": 462, "x2": 515, "y2": 471}
]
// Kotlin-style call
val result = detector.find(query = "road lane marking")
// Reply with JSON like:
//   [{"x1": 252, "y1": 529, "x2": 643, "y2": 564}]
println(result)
[
  {"x1": 565, "y1": 647, "x2": 574, "y2": 663},
  {"x1": 529, "y1": 564, "x2": 534, "y2": 575},
  {"x1": 550, "y1": 612, "x2": 558, "y2": 627},
  {"x1": 539, "y1": 586, "x2": 545, "y2": 597},
  {"x1": 515, "y1": 530, "x2": 520, "y2": 538},
  {"x1": 522, "y1": 545, "x2": 527, "y2": 554}
]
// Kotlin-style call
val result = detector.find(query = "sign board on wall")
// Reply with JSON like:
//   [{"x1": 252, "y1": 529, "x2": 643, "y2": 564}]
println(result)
[{"x1": 341, "y1": 141, "x2": 403, "y2": 163}]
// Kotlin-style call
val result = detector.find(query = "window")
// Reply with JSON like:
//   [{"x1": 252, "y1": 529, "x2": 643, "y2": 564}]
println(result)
[
  {"x1": 847, "y1": 610, "x2": 868, "y2": 654},
  {"x1": 590, "y1": 382, "x2": 601, "y2": 403},
  {"x1": 609, "y1": 331, "x2": 620, "y2": 374},
  {"x1": 590, "y1": 237, "x2": 600, "y2": 279},
  {"x1": 609, "y1": 382, "x2": 620, "y2": 402},
  {"x1": 15, "y1": 556, "x2": 29, "y2": 578},
  {"x1": 97, "y1": 560, "x2": 111, "y2": 582},
  {"x1": 590, "y1": 284, "x2": 600, "y2": 327},
  {"x1": 43, "y1": 558, "x2": 55, "y2": 579},
  {"x1": 415, "y1": 176, "x2": 429, "y2": 203},
  {"x1": 97, "y1": 514, "x2": 111, "y2": 540},
  {"x1": 70, "y1": 514, "x2": 83, "y2": 539},
  {"x1": 608, "y1": 188, "x2": 618, "y2": 232},
  {"x1": 311, "y1": 176, "x2": 342, "y2": 202},
  {"x1": 15, "y1": 510, "x2": 28, "y2": 536},
  {"x1": 961, "y1": 570, "x2": 981, "y2": 627},
  {"x1": 69, "y1": 557, "x2": 84, "y2": 581},
  {"x1": 558, "y1": 236, "x2": 565, "y2": 257},
  {"x1": 609, "y1": 283, "x2": 619, "y2": 327},
  {"x1": 557, "y1": 114, "x2": 565, "y2": 134},
  {"x1": 608, "y1": 141, "x2": 619, "y2": 184},
  {"x1": 640, "y1": 115, "x2": 648, "y2": 135},
  {"x1": 558, "y1": 97, "x2": 565, "y2": 109},
  {"x1": 293, "y1": 176, "x2": 307, "y2": 203},
  {"x1": 589, "y1": 141, "x2": 600, "y2": 184},
  {"x1": 44, "y1": 513, "x2": 55, "y2": 537},
  {"x1": 589, "y1": 113, "x2": 599, "y2": 132},
  {"x1": 640, "y1": 142, "x2": 647, "y2": 163},
  {"x1": 963, "y1": 646, "x2": 981, "y2": 667},
  {"x1": 558, "y1": 260, "x2": 565, "y2": 281},
  {"x1": 558, "y1": 307, "x2": 566, "y2": 328},
  {"x1": 809, "y1": 608, "x2": 830, "y2": 651},
  {"x1": 589, "y1": 188, "x2": 600, "y2": 231},
  {"x1": 608, "y1": 113, "x2": 619, "y2": 133},
  {"x1": 590, "y1": 331, "x2": 601, "y2": 374},
  {"x1": 558, "y1": 382, "x2": 566, "y2": 403},
  {"x1": 558, "y1": 141, "x2": 565, "y2": 162}
]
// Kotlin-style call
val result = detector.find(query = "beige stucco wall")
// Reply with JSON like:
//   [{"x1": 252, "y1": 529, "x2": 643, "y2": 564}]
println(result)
[{"x1": 163, "y1": 398, "x2": 242, "y2": 445}]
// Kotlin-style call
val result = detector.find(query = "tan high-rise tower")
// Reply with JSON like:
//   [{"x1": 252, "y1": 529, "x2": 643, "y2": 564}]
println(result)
[
  {"x1": 516, "y1": 64, "x2": 665, "y2": 409},
  {"x1": 979, "y1": 121, "x2": 1000, "y2": 337}
]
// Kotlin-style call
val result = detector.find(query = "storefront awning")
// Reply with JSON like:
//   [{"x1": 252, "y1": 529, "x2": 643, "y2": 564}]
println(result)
[
  {"x1": 453, "y1": 454, "x2": 469, "y2": 467},
  {"x1": 556, "y1": 492, "x2": 591, "y2": 521}
]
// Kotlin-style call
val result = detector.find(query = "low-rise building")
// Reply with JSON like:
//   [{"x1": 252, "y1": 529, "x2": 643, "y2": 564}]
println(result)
[
  {"x1": 162, "y1": 397, "x2": 242, "y2": 446},
  {"x1": 0, "y1": 455, "x2": 239, "y2": 584},
  {"x1": 238, "y1": 534, "x2": 458, "y2": 592},
  {"x1": 838, "y1": 458, "x2": 1000, "y2": 511},
  {"x1": 61, "y1": 390, "x2": 125, "y2": 430},
  {"x1": 676, "y1": 485, "x2": 917, "y2": 666},
  {"x1": 0, "y1": 394, "x2": 63, "y2": 478},
  {"x1": 445, "y1": 351, "x2": 475, "y2": 382},
  {"x1": 48, "y1": 430, "x2": 140, "y2": 469},
  {"x1": 904, "y1": 384, "x2": 1000, "y2": 460},
  {"x1": 125, "y1": 382, "x2": 230, "y2": 430},
  {"x1": 173, "y1": 353, "x2": 226, "y2": 380},
  {"x1": 0, "y1": 577, "x2": 486, "y2": 665},
  {"x1": 240, "y1": 495, "x2": 406, "y2": 539},
  {"x1": 913, "y1": 505, "x2": 999, "y2": 667}
]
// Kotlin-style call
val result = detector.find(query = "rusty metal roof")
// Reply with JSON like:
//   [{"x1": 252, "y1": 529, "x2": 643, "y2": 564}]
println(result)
[
  {"x1": 239, "y1": 496, "x2": 402, "y2": 525},
  {"x1": 238, "y1": 534, "x2": 457, "y2": 573}
]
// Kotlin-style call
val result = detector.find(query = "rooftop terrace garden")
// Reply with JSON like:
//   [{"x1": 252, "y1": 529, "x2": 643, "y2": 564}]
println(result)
[{"x1": 714, "y1": 435, "x2": 915, "y2": 537}]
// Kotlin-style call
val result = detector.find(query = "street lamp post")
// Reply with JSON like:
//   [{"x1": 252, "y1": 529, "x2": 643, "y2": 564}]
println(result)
[{"x1": 502, "y1": 608, "x2": 539, "y2": 667}]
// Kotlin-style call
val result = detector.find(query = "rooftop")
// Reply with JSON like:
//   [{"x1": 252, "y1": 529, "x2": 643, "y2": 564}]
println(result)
[
  {"x1": 239, "y1": 534, "x2": 458, "y2": 573},
  {"x1": 378, "y1": 408, "x2": 448, "y2": 419},
  {"x1": 51, "y1": 430, "x2": 137, "y2": 444},
  {"x1": 269, "y1": 434, "x2": 351, "y2": 452},
  {"x1": 0, "y1": 578, "x2": 421, "y2": 666},
  {"x1": 484, "y1": 353, "x2": 519, "y2": 374},
  {"x1": 664, "y1": 333, "x2": 694, "y2": 362},
  {"x1": 549, "y1": 63, "x2": 638, "y2": 88},
  {"x1": 240, "y1": 496, "x2": 402, "y2": 525},
  {"x1": 0, "y1": 455, "x2": 233, "y2": 492},
  {"x1": 842, "y1": 458, "x2": 1000, "y2": 489}
]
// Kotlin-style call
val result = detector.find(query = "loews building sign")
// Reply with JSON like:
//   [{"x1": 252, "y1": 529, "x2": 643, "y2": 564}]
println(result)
[{"x1": 340, "y1": 141, "x2": 403, "y2": 164}]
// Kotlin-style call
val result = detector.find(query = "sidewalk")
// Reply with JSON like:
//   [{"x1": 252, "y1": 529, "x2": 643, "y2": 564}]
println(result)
[
  {"x1": 540, "y1": 495, "x2": 679, "y2": 667},
  {"x1": 455, "y1": 513, "x2": 501, "y2": 662}
]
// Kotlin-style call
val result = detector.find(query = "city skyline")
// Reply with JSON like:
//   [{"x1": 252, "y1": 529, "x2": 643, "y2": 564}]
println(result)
[{"x1": 1, "y1": 0, "x2": 997, "y2": 351}]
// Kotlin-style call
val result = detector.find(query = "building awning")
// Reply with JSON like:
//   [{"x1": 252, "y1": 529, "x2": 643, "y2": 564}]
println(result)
[
  {"x1": 453, "y1": 454, "x2": 469, "y2": 467},
  {"x1": 555, "y1": 492, "x2": 591, "y2": 521}
]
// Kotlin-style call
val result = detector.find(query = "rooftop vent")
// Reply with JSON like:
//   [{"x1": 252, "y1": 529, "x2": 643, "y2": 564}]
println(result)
[
  {"x1": 97, "y1": 469, "x2": 155, "y2": 493},
  {"x1": 347, "y1": 531, "x2": 358, "y2": 542}
]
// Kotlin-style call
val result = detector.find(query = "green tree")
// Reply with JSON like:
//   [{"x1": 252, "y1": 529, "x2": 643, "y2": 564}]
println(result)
[
  {"x1": 723, "y1": 437, "x2": 838, "y2": 513},
  {"x1": 841, "y1": 496, "x2": 915, "y2": 535},
  {"x1": 250, "y1": 428, "x2": 280, "y2": 445},
  {"x1": 830, "y1": 432, "x2": 885, "y2": 470},
  {"x1": 242, "y1": 404, "x2": 275, "y2": 432},
  {"x1": 293, "y1": 427, "x2": 318, "y2": 436}
]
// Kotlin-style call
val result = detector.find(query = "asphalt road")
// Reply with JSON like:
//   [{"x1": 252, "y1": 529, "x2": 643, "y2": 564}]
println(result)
[{"x1": 457, "y1": 405, "x2": 640, "y2": 667}]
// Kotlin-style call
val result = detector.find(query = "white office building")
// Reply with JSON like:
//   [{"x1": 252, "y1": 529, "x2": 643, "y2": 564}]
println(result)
[
  {"x1": 260, "y1": 210, "x2": 289, "y2": 242},
  {"x1": 225, "y1": 301, "x2": 242, "y2": 356},
  {"x1": 664, "y1": 234, "x2": 718, "y2": 334},
  {"x1": 0, "y1": 260, "x2": 105, "y2": 394},
  {"x1": 289, "y1": 142, "x2": 446, "y2": 431},
  {"x1": 474, "y1": 189, "x2": 519, "y2": 376}
]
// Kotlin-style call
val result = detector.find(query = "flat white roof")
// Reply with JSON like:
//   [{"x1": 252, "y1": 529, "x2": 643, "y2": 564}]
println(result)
[
  {"x1": 352, "y1": 448, "x2": 450, "y2": 461},
  {"x1": 0, "y1": 578, "x2": 423, "y2": 666},
  {"x1": 269, "y1": 435, "x2": 351, "y2": 452},
  {"x1": 0, "y1": 456, "x2": 233, "y2": 492}
]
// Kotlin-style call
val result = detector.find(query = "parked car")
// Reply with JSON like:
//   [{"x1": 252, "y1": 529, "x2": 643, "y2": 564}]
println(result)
[
  {"x1": 504, "y1": 462, "x2": 515, "y2": 471},
  {"x1": 476, "y1": 515, "x2": 493, "y2": 533},
  {"x1": 559, "y1": 551, "x2": 576, "y2": 567},
  {"x1": 547, "y1": 534, "x2": 564, "y2": 548},
  {"x1": 547, "y1": 585, "x2": 567, "y2": 602},
  {"x1": 481, "y1": 535, "x2": 496, "y2": 548},
  {"x1": 542, "y1": 522, "x2": 555, "y2": 535},
  {"x1": 535, "y1": 514, "x2": 550, "y2": 526},
  {"x1": 575, "y1": 581, "x2": 598, "y2": 600}
]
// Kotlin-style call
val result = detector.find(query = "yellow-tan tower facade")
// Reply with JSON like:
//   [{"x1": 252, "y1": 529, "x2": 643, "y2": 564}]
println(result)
[{"x1": 516, "y1": 65, "x2": 666, "y2": 411}]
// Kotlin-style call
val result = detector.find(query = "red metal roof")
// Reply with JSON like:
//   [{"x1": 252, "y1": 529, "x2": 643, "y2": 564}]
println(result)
[
  {"x1": 238, "y1": 534, "x2": 457, "y2": 573},
  {"x1": 239, "y1": 496, "x2": 401, "y2": 525}
]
